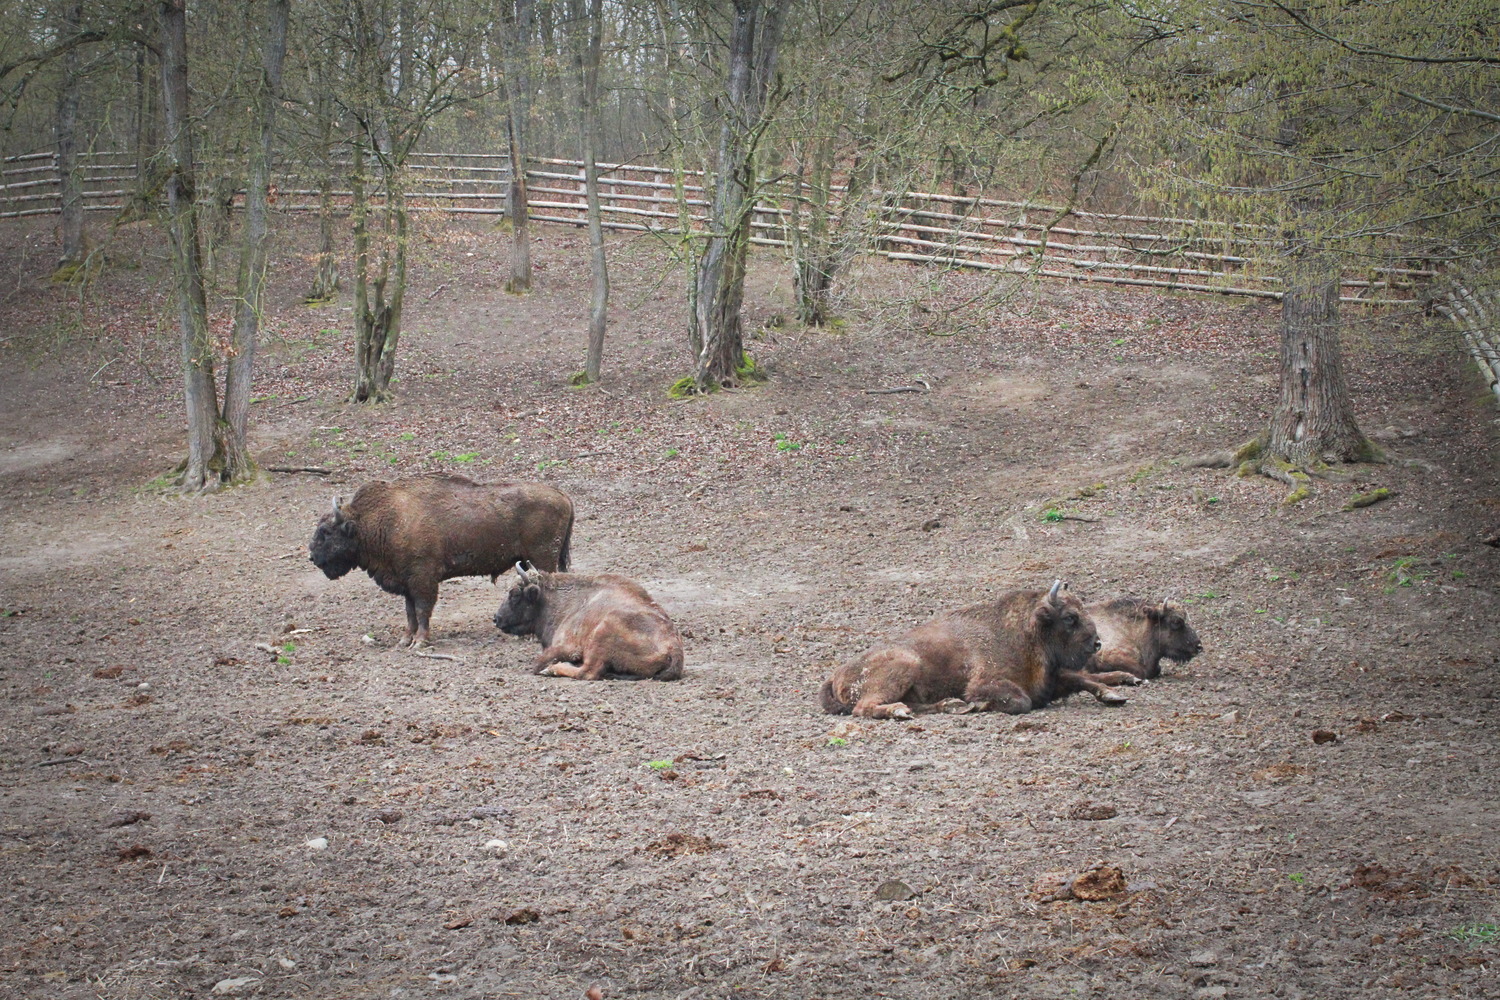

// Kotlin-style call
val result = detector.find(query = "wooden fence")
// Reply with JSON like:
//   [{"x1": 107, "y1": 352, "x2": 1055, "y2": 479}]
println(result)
[{"x1": 1, "y1": 149, "x2": 1432, "y2": 306}]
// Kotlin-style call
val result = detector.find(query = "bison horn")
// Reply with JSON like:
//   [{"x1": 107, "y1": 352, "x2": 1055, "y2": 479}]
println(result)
[
  {"x1": 1047, "y1": 580, "x2": 1064, "y2": 607},
  {"x1": 330, "y1": 496, "x2": 345, "y2": 520}
]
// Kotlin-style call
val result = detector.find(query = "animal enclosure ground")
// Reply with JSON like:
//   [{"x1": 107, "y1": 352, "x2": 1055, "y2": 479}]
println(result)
[{"x1": 1, "y1": 215, "x2": 1498, "y2": 1000}]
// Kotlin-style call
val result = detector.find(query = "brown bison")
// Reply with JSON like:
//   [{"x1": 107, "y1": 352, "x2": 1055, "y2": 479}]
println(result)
[
  {"x1": 308, "y1": 475, "x2": 574, "y2": 648},
  {"x1": 1085, "y1": 597, "x2": 1203, "y2": 681},
  {"x1": 493, "y1": 563, "x2": 684, "y2": 681},
  {"x1": 819, "y1": 582, "x2": 1102, "y2": 719}
]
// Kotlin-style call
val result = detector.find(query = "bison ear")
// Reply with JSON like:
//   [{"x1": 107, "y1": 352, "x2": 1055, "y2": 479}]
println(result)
[
  {"x1": 523, "y1": 583, "x2": 542, "y2": 601},
  {"x1": 338, "y1": 518, "x2": 357, "y2": 538}
]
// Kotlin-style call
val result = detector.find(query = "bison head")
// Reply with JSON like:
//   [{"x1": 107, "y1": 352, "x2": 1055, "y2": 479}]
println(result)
[
  {"x1": 493, "y1": 562, "x2": 545, "y2": 635},
  {"x1": 1034, "y1": 581, "x2": 1101, "y2": 671},
  {"x1": 1145, "y1": 600, "x2": 1202, "y2": 676},
  {"x1": 308, "y1": 497, "x2": 360, "y2": 580}
]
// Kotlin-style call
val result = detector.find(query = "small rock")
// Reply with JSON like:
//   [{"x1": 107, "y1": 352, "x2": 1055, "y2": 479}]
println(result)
[
  {"x1": 483, "y1": 839, "x2": 509, "y2": 853},
  {"x1": 921, "y1": 518, "x2": 942, "y2": 532},
  {"x1": 503, "y1": 907, "x2": 540, "y2": 925},
  {"x1": 874, "y1": 880, "x2": 916, "y2": 901},
  {"x1": 470, "y1": 805, "x2": 510, "y2": 820},
  {"x1": 211, "y1": 978, "x2": 261, "y2": 995},
  {"x1": 277, "y1": 958, "x2": 295, "y2": 970},
  {"x1": 1219, "y1": 710, "x2": 1241, "y2": 724},
  {"x1": 136, "y1": 682, "x2": 151, "y2": 691},
  {"x1": 586, "y1": 987, "x2": 604, "y2": 1000},
  {"x1": 1311, "y1": 729, "x2": 1338, "y2": 745},
  {"x1": 428, "y1": 973, "x2": 457, "y2": 985},
  {"x1": 104, "y1": 810, "x2": 151, "y2": 828},
  {"x1": 1188, "y1": 950, "x2": 1219, "y2": 967},
  {"x1": 304, "y1": 837, "x2": 329, "y2": 850}
]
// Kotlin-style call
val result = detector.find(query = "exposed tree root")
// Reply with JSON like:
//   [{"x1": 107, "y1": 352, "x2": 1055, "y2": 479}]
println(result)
[{"x1": 1185, "y1": 435, "x2": 1384, "y2": 504}]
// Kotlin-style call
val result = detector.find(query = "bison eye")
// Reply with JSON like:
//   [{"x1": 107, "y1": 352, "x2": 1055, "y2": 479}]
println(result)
[
  {"x1": 1063, "y1": 613, "x2": 1078, "y2": 627},
  {"x1": 1170, "y1": 619, "x2": 1183, "y2": 630}
]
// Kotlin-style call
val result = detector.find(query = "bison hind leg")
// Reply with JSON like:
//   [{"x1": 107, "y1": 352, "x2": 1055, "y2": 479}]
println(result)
[{"x1": 854, "y1": 701, "x2": 916, "y2": 721}]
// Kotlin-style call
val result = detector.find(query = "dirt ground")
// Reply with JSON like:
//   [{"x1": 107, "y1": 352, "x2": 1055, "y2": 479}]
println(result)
[{"x1": 2, "y1": 213, "x2": 1498, "y2": 1000}]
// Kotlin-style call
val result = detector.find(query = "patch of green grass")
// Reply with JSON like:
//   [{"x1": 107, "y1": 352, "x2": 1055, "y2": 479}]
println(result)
[
  {"x1": 1040, "y1": 507, "x2": 1064, "y2": 523},
  {"x1": 773, "y1": 432, "x2": 803, "y2": 452},
  {"x1": 399, "y1": 432, "x2": 416, "y2": 441},
  {"x1": 645, "y1": 759, "x2": 674, "y2": 770},
  {"x1": 664, "y1": 448, "x2": 680, "y2": 459},
  {"x1": 1446, "y1": 922, "x2": 1500, "y2": 948},
  {"x1": 536, "y1": 459, "x2": 563, "y2": 472},
  {"x1": 453, "y1": 453, "x2": 479, "y2": 463},
  {"x1": 1287, "y1": 873, "x2": 1306, "y2": 885},
  {"x1": 1384, "y1": 556, "x2": 1428, "y2": 593},
  {"x1": 430, "y1": 450, "x2": 452, "y2": 461},
  {"x1": 827, "y1": 737, "x2": 849, "y2": 747}
]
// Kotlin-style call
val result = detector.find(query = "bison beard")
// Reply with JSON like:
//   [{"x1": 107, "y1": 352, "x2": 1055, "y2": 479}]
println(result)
[
  {"x1": 308, "y1": 474, "x2": 574, "y2": 648},
  {"x1": 494, "y1": 564, "x2": 683, "y2": 681},
  {"x1": 819, "y1": 583, "x2": 1101, "y2": 719}
]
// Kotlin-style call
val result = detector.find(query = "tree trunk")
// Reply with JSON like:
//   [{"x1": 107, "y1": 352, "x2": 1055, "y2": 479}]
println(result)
[
  {"x1": 217, "y1": 0, "x2": 288, "y2": 483},
  {"x1": 305, "y1": 65, "x2": 340, "y2": 303},
  {"x1": 53, "y1": 1, "x2": 84, "y2": 278},
  {"x1": 500, "y1": 0, "x2": 534, "y2": 293},
  {"x1": 1265, "y1": 250, "x2": 1375, "y2": 466},
  {"x1": 159, "y1": 0, "x2": 220, "y2": 492},
  {"x1": 572, "y1": 0, "x2": 608, "y2": 382},
  {"x1": 689, "y1": 0, "x2": 785, "y2": 390},
  {"x1": 350, "y1": 141, "x2": 405, "y2": 403}
]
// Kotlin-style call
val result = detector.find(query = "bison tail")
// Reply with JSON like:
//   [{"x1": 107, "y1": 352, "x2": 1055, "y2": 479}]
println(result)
[
  {"x1": 819, "y1": 680, "x2": 852, "y2": 715},
  {"x1": 557, "y1": 511, "x2": 574, "y2": 572}
]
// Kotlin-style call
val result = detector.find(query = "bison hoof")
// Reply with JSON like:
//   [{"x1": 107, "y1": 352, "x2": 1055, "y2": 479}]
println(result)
[
  {"x1": 409, "y1": 638, "x2": 433, "y2": 651},
  {"x1": 538, "y1": 664, "x2": 560, "y2": 676},
  {"x1": 934, "y1": 698, "x2": 973, "y2": 715},
  {"x1": 1095, "y1": 689, "x2": 1129, "y2": 705},
  {"x1": 397, "y1": 635, "x2": 413, "y2": 649}
]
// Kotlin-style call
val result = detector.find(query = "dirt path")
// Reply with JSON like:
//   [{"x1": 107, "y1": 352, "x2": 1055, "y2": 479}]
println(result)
[{"x1": 1, "y1": 217, "x2": 1497, "y2": 999}]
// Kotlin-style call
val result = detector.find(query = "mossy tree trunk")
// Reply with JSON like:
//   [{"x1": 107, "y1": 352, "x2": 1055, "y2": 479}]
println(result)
[
  {"x1": 53, "y1": 1, "x2": 85, "y2": 278},
  {"x1": 569, "y1": 0, "x2": 609, "y2": 383},
  {"x1": 499, "y1": 0, "x2": 534, "y2": 294},
  {"x1": 305, "y1": 67, "x2": 340, "y2": 303},
  {"x1": 159, "y1": 0, "x2": 220, "y2": 493},
  {"x1": 217, "y1": 0, "x2": 288, "y2": 483},
  {"x1": 349, "y1": 140, "x2": 407, "y2": 404},
  {"x1": 688, "y1": 0, "x2": 785, "y2": 391}
]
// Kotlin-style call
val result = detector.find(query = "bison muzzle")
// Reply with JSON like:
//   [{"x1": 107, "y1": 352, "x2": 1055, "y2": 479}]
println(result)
[
  {"x1": 308, "y1": 474, "x2": 574, "y2": 648},
  {"x1": 819, "y1": 581, "x2": 1101, "y2": 719},
  {"x1": 494, "y1": 563, "x2": 684, "y2": 681}
]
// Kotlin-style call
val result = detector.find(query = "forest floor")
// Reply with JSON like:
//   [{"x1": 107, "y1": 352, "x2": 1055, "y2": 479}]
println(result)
[{"x1": 1, "y1": 213, "x2": 1498, "y2": 1000}]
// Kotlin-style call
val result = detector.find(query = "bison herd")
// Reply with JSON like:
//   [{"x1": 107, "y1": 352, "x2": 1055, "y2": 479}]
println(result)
[{"x1": 310, "y1": 474, "x2": 1202, "y2": 717}]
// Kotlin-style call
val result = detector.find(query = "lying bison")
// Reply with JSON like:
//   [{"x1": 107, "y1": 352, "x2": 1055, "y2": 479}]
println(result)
[
  {"x1": 308, "y1": 475, "x2": 574, "y2": 648},
  {"x1": 819, "y1": 582, "x2": 1101, "y2": 719},
  {"x1": 1086, "y1": 597, "x2": 1203, "y2": 680},
  {"x1": 493, "y1": 563, "x2": 684, "y2": 681}
]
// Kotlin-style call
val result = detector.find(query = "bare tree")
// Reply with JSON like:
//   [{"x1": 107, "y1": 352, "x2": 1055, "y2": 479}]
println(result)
[
  {"x1": 52, "y1": 1, "x2": 85, "y2": 280},
  {"x1": 567, "y1": 0, "x2": 609, "y2": 383},
  {"x1": 687, "y1": 0, "x2": 786, "y2": 391},
  {"x1": 497, "y1": 0, "x2": 535, "y2": 293},
  {"x1": 217, "y1": 0, "x2": 290, "y2": 482}
]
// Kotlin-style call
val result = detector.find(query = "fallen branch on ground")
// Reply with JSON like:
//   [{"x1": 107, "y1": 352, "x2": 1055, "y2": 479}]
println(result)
[
  {"x1": 865, "y1": 380, "x2": 931, "y2": 395},
  {"x1": 412, "y1": 649, "x2": 462, "y2": 662},
  {"x1": 265, "y1": 466, "x2": 331, "y2": 475}
]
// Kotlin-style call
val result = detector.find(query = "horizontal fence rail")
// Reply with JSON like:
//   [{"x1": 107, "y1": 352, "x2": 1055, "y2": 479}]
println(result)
[{"x1": 1, "y1": 150, "x2": 1433, "y2": 306}]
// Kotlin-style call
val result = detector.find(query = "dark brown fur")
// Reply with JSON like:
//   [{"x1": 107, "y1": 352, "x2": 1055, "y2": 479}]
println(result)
[
  {"x1": 308, "y1": 475, "x2": 574, "y2": 647},
  {"x1": 1085, "y1": 597, "x2": 1203, "y2": 680},
  {"x1": 493, "y1": 566, "x2": 683, "y2": 681},
  {"x1": 818, "y1": 586, "x2": 1101, "y2": 719}
]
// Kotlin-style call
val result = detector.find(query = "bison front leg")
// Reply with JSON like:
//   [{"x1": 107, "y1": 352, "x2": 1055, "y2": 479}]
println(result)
[
  {"x1": 1059, "y1": 669, "x2": 1130, "y2": 706},
  {"x1": 1090, "y1": 650, "x2": 1149, "y2": 680},
  {"x1": 532, "y1": 644, "x2": 584, "y2": 675},
  {"x1": 406, "y1": 586, "x2": 439, "y2": 649}
]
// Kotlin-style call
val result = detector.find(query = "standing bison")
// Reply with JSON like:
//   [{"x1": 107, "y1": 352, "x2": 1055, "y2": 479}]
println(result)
[
  {"x1": 493, "y1": 563, "x2": 684, "y2": 681},
  {"x1": 308, "y1": 475, "x2": 574, "y2": 648},
  {"x1": 819, "y1": 582, "x2": 1101, "y2": 719},
  {"x1": 1085, "y1": 597, "x2": 1203, "y2": 680}
]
